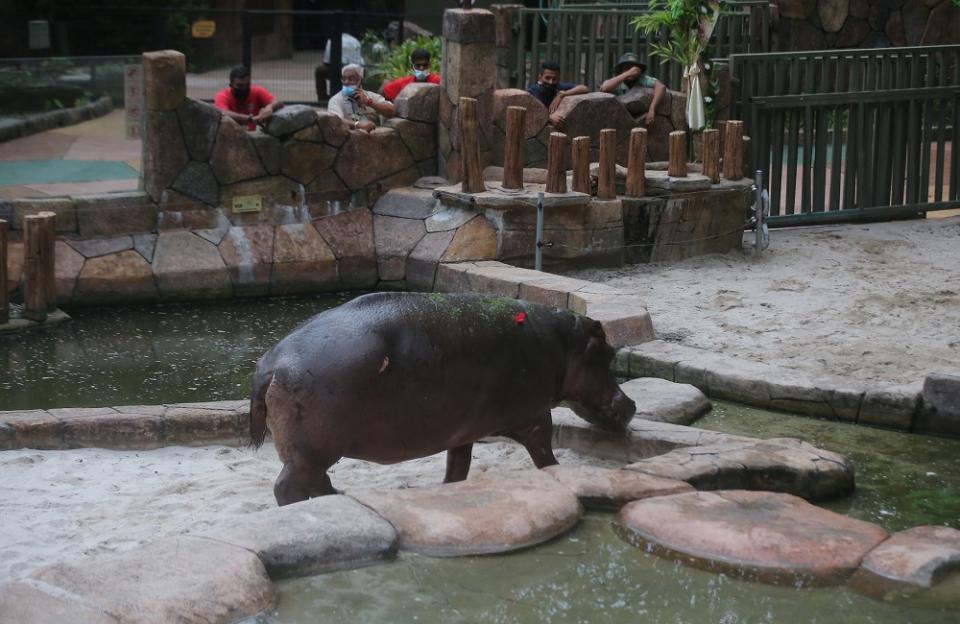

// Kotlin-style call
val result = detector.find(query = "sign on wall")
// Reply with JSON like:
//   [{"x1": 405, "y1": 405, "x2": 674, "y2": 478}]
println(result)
[
  {"x1": 191, "y1": 20, "x2": 216, "y2": 39},
  {"x1": 124, "y1": 64, "x2": 144, "y2": 141}
]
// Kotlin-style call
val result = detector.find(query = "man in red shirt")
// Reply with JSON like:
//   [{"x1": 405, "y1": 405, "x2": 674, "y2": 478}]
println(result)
[
  {"x1": 214, "y1": 66, "x2": 283, "y2": 131},
  {"x1": 382, "y1": 49, "x2": 440, "y2": 102}
]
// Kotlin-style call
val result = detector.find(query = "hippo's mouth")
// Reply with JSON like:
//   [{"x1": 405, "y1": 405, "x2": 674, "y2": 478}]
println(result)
[{"x1": 563, "y1": 398, "x2": 635, "y2": 432}]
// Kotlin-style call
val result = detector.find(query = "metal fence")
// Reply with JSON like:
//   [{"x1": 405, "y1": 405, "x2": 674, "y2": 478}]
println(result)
[
  {"x1": 731, "y1": 45, "x2": 960, "y2": 224},
  {"x1": 511, "y1": 1, "x2": 770, "y2": 92},
  {"x1": 0, "y1": 55, "x2": 141, "y2": 111}
]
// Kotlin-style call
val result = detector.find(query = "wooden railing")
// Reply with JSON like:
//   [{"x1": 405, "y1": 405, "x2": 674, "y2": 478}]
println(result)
[{"x1": 511, "y1": 1, "x2": 770, "y2": 92}]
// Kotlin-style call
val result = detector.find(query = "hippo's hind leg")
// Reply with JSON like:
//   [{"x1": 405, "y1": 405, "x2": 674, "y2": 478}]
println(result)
[
  {"x1": 444, "y1": 443, "x2": 474, "y2": 483},
  {"x1": 505, "y1": 409, "x2": 558, "y2": 469},
  {"x1": 274, "y1": 456, "x2": 340, "y2": 506}
]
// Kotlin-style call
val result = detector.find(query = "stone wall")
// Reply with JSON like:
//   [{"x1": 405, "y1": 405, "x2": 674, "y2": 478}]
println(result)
[{"x1": 771, "y1": 0, "x2": 959, "y2": 50}]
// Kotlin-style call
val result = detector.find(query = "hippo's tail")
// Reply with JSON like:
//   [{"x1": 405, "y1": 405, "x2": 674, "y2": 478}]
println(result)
[{"x1": 249, "y1": 371, "x2": 272, "y2": 449}]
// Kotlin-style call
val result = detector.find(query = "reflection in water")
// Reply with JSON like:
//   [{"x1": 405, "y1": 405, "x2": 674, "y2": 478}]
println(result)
[
  {"x1": 251, "y1": 513, "x2": 955, "y2": 624},
  {"x1": 0, "y1": 293, "x2": 357, "y2": 411}
]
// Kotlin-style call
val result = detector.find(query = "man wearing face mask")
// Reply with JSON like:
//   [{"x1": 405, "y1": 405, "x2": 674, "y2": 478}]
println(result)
[
  {"x1": 214, "y1": 65, "x2": 283, "y2": 131},
  {"x1": 526, "y1": 61, "x2": 588, "y2": 131},
  {"x1": 382, "y1": 48, "x2": 441, "y2": 102},
  {"x1": 327, "y1": 64, "x2": 396, "y2": 132}
]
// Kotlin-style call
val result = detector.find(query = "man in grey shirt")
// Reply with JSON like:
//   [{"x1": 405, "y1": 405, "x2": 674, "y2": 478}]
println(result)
[{"x1": 327, "y1": 64, "x2": 396, "y2": 132}]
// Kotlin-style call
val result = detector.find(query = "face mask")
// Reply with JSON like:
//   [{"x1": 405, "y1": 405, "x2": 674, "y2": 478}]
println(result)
[
  {"x1": 231, "y1": 86, "x2": 250, "y2": 100},
  {"x1": 413, "y1": 69, "x2": 429, "y2": 81},
  {"x1": 341, "y1": 85, "x2": 357, "y2": 97}
]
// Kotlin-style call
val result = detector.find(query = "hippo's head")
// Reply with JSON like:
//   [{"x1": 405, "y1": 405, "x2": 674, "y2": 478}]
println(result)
[{"x1": 560, "y1": 318, "x2": 636, "y2": 432}]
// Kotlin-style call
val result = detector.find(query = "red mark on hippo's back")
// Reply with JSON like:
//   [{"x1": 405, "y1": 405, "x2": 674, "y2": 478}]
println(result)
[{"x1": 514, "y1": 311, "x2": 527, "y2": 325}]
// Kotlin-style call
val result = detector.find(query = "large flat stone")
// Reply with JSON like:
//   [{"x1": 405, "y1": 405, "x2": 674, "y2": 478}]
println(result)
[
  {"x1": 29, "y1": 535, "x2": 272, "y2": 623},
  {"x1": 199, "y1": 495, "x2": 398, "y2": 578},
  {"x1": 406, "y1": 229, "x2": 456, "y2": 291},
  {"x1": 395, "y1": 82, "x2": 441, "y2": 123},
  {"x1": 152, "y1": 230, "x2": 232, "y2": 299},
  {"x1": 60, "y1": 411, "x2": 165, "y2": 449},
  {"x1": 176, "y1": 97, "x2": 220, "y2": 161},
  {"x1": 0, "y1": 580, "x2": 116, "y2": 623},
  {"x1": 219, "y1": 176, "x2": 303, "y2": 225},
  {"x1": 373, "y1": 214, "x2": 426, "y2": 281},
  {"x1": 620, "y1": 377, "x2": 711, "y2": 425},
  {"x1": 442, "y1": 8, "x2": 495, "y2": 44},
  {"x1": 554, "y1": 92, "x2": 636, "y2": 147},
  {"x1": 9, "y1": 197, "x2": 76, "y2": 233},
  {"x1": 271, "y1": 223, "x2": 338, "y2": 293},
  {"x1": 54, "y1": 240, "x2": 84, "y2": 301},
  {"x1": 143, "y1": 50, "x2": 186, "y2": 111},
  {"x1": 440, "y1": 215, "x2": 498, "y2": 262},
  {"x1": 441, "y1": 41, "x2": 496, "y2": 101},
  {"x1": 75, "y1": 249, "x2": 158, "y2": 303},
  {"x1": 0, "y1": 410, "x2": 62, "y2": 450},
  {"x1": 75, "y1": 191, "x2": 157, "y2": 237},
  {"x1": 162, "y1": 406, "x2": 244, "y2": 445},
  {"x1": 543, "y1": 465, "x2": 693, "y2": 510},
  {"x1": 314, "y1": 208, "x2": 377, "y2": 288},
  {"x1": 916, "y1": 372, "x2": 960, "y2": 436},
  {"x1": 385, "y1": 117, "x2": 436, "y2": 162},
  {"x1": 250, "y1": 130, "x2": 281, "y2": 175},
  {"x1": 218, "y1": 225, "x2": 274, "y2": 294},
  {"x1": 617, "y1": 490, "x2": 888, "y2": 586},
  {"x1": 849, "y1": 525, "x2": 960, "y2": 599},
  {"x1": 624, "y1": 437, "x2": 855, "y2": 501},
  {"x1": 172, "y1": 161, "x2": 219, "y2": 205},
  {"x1": 335, "y1": 128, "x2": 415, "y2": 189},
  {"x1": 264, "y1": 104, "x2": 319, "y2": 137},
  {"x1": 349, "y1": 469, "x2": 582, "y2": 556},
  {"x1": 373, "y1": 187, "x2": 438, "y2": 219},
  {"x1": 142, "y1": 110, "x2": 189, "y2": 202},
  {"x1": 281, "y1": 140, "x2": 338, "y2": 184},
  {"x1": 66, "y1": 236, "x2": 133, "y2": 259},
  {"x1": 210, "y1": 118, "x2": 267, "y2": 185},
  {"x1": 493, "y1": 88, "x2": 548, "y2": 139}
]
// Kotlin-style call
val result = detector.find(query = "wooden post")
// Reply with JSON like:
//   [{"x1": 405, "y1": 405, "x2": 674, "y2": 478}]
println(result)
[
  {"x1": 597, "y1": 128, "x2": 617, "y2": 200},
  {"x1": 22, "y1": 215, "x2": 47, "y2": 322},
  {"x1": 723, "y1": 120, "x2": 744, "y2": 180},
  {"x1": 571, "y1": 136, "x2": 590, "y2": 193},
  {"x1": 503, "y1": 105, "x2": 526, "y2": 190},
  {"x1": 668, "y1": 130, "x2": 687, "y2": 177},
  {"x1": 546, "y1": 132, "x2": 568, "y2": 193},
  {"x1": 742, "y1": 135, "x2": 752, "y2": 179},
  {"x1": 0, "y1": 219, "x2": 8, "y2": 326},
  {"x1": 626, "y1": 127, "x2": 647, "y2": 197},
  {"x1": 702, "y1": 128, "x2": 721, "y2": 183},
  {"x1": 459, "y1": 97, "x2": 485, "y2": 193},
  {"x1": 38, "y1": 211, "x2": 57, "y2": 311}
]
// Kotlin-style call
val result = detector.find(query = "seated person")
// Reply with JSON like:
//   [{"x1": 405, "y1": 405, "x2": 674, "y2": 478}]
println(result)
[
  {"x1": 214, "y1": 65, "x2": 283, "y2": 131},
  {"x1": 600, "y1": 52, "x2": 666, "y2": 126},
  {"x1": 526, "y1": 61, "x2": 588, "y2": 131},
  {"x1": 382, "y1": 48, "x2": 441, "y2": 101},
  {"x1": 315, "y1": 32, "x2": 364, "y2": 101},
  {"x1": 327, "y1": 64, "x2": 395, "y2": 132}
]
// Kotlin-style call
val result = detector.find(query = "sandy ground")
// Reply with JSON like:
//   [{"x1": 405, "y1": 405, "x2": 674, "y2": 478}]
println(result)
[
  {"x1": 572, "y1": 216, "x2": 960, "y2": 385},
  {"x1": 0, "y1": 442, "x2": 619, "y2": 584}
]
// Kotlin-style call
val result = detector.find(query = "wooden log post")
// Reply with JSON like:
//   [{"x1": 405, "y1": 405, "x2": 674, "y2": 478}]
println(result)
[
  {"x1": 723, "y1": 120, "x2": 744, "y2": 180},
  {"x1": 0, "y1": 219, "x2": 8, "y2": 326},
  {"x1": 571, "y1": 136, "x2": 591, "y2": 193},
  {"x1": 503, "y1": 105, "x2": 526, "y2": 190},
  {"x1": 22, "y1": 215, "x2": 47, "y2": 322},
  {"x1": 597, "y1": 128, "x2": 617, "y2": 200},
  {"x1": 626, "y1": 127, "x2": 647, "y2": 197},
  {"x1": 668, "y1": 130, "x2": 688, "y2": 177},
  {"x1": 459, "y1": 97, "x2": 485, "y2": 193},
  {"x1": 38, "y1": 211, "x2": 57, "y2": 311},
  {"x1": 546, "y1": 132, "x2": 568, "y2": 193},
  {"x1": 742, "y1": 135, "x2": 752, "y2": 179},
  {"x1": 702, "y1": 128, "x2": 721, "y2": 183}
]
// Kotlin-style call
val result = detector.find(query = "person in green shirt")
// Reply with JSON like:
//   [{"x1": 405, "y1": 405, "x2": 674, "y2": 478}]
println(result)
[{"x1": 600, "y1": 52, "x2": 666, "y2": 126}]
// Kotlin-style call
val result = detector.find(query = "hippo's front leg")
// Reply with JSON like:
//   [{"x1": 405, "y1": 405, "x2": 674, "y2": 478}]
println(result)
[
  {"x1": 444, "y1": 443, "x2": 474, "y2": 483},
  {"x1": 505, "y1": 409, "x2": 558, "y2": 469}
]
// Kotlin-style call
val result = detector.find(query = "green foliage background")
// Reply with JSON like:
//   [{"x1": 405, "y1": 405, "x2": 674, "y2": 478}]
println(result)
[{"x1": 361, "y1": 33, "x2": 442, "y2": 92}]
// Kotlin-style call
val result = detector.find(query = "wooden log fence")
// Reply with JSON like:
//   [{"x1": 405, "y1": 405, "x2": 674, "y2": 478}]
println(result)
[
  {"x1": 503, "y1": 106, "x2": 526, "y2": 190},
  {"x1": 546, "y1": 132, "x2": 568, "y2": 194},
  {"x1": 597, "y1": 129, "x2": 617, "y2": 200},
  {"x1": 0, "y1": 219, "x2": 7, "y2": 325},
  {"x1": 723, "y1": 120, "x2": 744, "y2": 181},
  {"x1": 626, "y1": 127, "x2": 647, "y2": 197},
  {"x1": 571, "y1": 136, "x2": 591, "y2": 194},
  {"x1": 668, "y1": 130, "x2": 687, "y2": 178},
  {"x1": 702, "y1": 128, "x2": 721, "y2": 183},
  {"x1": 459, "y1": 97, "x2": 485, "y2": 193}
]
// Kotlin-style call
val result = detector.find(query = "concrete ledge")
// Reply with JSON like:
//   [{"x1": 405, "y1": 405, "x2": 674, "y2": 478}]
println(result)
[
  {"x1": 618, "y1": 340, "x2": 928, "y2": 434},
  {"x1": 0, "y1": 96, "x2": 114, "y2": 143}
]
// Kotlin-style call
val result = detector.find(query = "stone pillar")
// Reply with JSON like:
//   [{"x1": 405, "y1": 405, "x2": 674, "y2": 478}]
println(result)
[
  {"x1": 141, "y1": 50, "x2": 190, "y2": 202},
  {"x1": 440, "y1": 9, "x2": 497, "y2": 183},
  {"x1": 491, "y1": 4, "x2": 524, "y2": 90}
]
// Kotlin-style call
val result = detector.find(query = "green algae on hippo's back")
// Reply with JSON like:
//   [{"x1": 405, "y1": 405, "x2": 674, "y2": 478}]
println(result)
[{"x1": 250, "y1": 292, "x2": 637, "y2": 505}]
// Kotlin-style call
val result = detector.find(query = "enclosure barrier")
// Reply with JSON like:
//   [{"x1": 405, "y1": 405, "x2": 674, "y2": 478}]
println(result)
[
  {"x1": 626, "y1": 127, "x2": 647, "y2": 197},
  {"x1": 21, "y1": 212, "x2": 56, "y2": 322},
  {"x1": 459, "y1": 97, "x2": 485, "y2": 194},
  {"x1": 571, "y1": 136, "x2": 591, "y2": 194},
  {"x1": 0, "y1": 219, "x2": 7, "y2": 325},
  {"x1": 511, "y1": 1, "x2": 769, "y2": 92},
  {"x1": 503, "y1": 106, "x2": 526, "y2": 190},
  {"x1": 546, "y1": 132, "x2": 568, "y2": 194}
]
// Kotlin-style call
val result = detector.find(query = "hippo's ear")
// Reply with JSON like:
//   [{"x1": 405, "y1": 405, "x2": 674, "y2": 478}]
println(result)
[{"x1": 589, "y1": 320, "x2": 606, "y2": 339}]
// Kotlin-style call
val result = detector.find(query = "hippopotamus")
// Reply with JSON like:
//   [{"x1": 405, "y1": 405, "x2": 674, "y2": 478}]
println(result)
[{"x1": 250, "y1": 292, "x2": 636, "y2": 506}]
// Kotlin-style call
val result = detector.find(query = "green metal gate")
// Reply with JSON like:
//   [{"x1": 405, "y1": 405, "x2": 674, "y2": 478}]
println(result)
[{"x1": 731, "y1": 45, "x2": 960, "y2": 225}]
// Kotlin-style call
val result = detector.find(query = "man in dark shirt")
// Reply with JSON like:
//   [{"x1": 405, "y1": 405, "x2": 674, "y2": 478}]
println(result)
[{"x1": 526, "y1": 61, "x2": 588, "y2": 131}]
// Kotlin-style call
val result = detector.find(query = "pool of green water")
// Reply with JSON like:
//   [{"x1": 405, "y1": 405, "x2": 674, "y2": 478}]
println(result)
[
  {"x1": 0, "y1": 293, "x2": 357, "y2": 411},
  {"x1": 249, "y1": 512, "x2": 957, "y2": 624}
]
